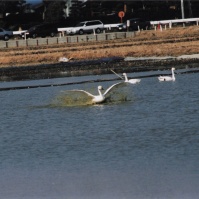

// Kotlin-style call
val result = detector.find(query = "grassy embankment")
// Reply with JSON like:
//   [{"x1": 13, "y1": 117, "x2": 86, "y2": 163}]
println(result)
[{"x1": 0, "y1": 26, "x2": 199, "y2": 68}]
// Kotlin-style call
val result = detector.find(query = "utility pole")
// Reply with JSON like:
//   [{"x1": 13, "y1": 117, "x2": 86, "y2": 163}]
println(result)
[
  {"x1": 181, "y1": 0, "x2": 185, "y2": 19},
  {"x1": 187, "y1": 0, "x2": 193, "y2": 18}
]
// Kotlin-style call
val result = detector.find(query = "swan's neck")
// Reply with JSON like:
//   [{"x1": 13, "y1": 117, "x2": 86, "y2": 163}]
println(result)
[
  {"x1": 172, "y1": 70, "x2": 175, "y2": 80},
  {"x1": 98, "y1": 88, "x2": 103, "y2": 97},
  {"x1": 124, "y1": 74, "x2": 128, "y2": 82}
]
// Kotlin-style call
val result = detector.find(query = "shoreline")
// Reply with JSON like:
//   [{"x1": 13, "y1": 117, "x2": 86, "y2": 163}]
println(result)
[
  {"x1": 0, "y1": 55, "x2": 199, "y2": 82},
  {"x1": 1, "y1": 26, "x2": 199, "y2": 81}
]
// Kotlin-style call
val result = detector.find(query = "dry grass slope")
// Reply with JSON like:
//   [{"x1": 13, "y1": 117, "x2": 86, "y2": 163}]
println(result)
[{"x1": 0, "y1": 26, "x2": 199, "y2": 68}]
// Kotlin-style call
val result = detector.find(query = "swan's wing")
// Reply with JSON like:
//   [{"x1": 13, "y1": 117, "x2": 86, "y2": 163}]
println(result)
[
  {"x1": 103, "y1": 82, "x2": 125, "y2": 96},
  {"x1": 103, "y1": 82, "x2": 130, "y2": 103},
  {"x1": 68, "y1": 89, "x2": 95, "y2": 98}
]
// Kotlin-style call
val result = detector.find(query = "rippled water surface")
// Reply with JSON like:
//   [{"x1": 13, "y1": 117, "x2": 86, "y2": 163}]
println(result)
[{"x1": 0, "y1": 71, "x2": 199, "y2": 199}]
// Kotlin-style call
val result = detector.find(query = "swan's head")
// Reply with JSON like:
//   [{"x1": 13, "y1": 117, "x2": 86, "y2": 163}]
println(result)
[
  {"x1": 123, "y1": 73, "x2": 126, "y2": 76},
  {"x1": 172, "y1": 67, "x2": 175, "y2": 70},
  {"x1": 98, "y1": 86, "x2": 103, "y2": 90}
]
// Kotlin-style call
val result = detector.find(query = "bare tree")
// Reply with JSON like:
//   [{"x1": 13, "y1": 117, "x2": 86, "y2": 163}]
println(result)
[{"x1": 43, "y1": 0, "x2": 65, "y2": 23}]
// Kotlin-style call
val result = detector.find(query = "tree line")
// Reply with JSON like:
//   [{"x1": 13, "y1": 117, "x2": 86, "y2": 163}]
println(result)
[{"x1": 1, "y1": 0, "x2": 199, "y2": 29}]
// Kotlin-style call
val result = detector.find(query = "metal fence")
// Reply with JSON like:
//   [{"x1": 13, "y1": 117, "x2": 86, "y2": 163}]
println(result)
[
  {"x1": 0, "y1": 32, "x2": 135, "y2": 49},
  {"x1": 151, "y1": 17, "x2": 199, "y2": 29}
]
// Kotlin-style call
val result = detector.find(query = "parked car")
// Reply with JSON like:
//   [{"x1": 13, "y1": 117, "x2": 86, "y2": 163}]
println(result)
[
  {"x1": 22, "y1": 23, "x2": 58, "y2": 39},
  {"x1": 0, "y1": 28, "x2": 13, "y2": 41},
  {"x1": 9, "y1": 23, "x2": 40, "y2": 32},
  {"x1": 117, "y1": 18, "x2": 151, "y2": 31},
  {"x1": 67, "y1": 20, "x2": 104, "y2": 35}
]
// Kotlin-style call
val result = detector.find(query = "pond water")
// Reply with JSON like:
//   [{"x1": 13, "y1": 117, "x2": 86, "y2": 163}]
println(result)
[{"x1": 0, "y1": 70, "x2": 199, "y2": 199}]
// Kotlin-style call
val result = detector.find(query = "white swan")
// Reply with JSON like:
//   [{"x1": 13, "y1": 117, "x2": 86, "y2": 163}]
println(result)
[
  {"x1": 158, "y1": 67, "x2": 176, "y2": 81},
  {"x1": 123, "y1": 73, "x2": 141, "y2": 84},
  {"x1": 68, "y1": 82, "x2": 124, "y2": 104}
]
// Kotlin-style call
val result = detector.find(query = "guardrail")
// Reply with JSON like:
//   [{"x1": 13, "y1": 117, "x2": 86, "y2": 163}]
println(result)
[
  {"x1": 57, "y1": 24, "x2": 122, "y2": 36},
  {"x1": 104, "y1": 23, "x2": 122, "y2": 30},
  {"x1": 13, "y1": 30, "x2": 27, "y2": 35},
  {"x1": 3, "y1": 17, "x2": 198, "y2": 48},
  {"x1": 0, "y1": 32, "x2": 135, "y2": 48},
  {"x1": 12, "y1": 18, "x2": 199, "y2": 39},
  {"x1": 150, "y1": 17, "x2": 199, "y2": 29}
]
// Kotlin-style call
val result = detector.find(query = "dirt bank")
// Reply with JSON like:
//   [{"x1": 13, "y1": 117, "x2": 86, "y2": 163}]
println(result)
[{"x1": 0, "y1": 26, "x2": 199, "y2": 81}]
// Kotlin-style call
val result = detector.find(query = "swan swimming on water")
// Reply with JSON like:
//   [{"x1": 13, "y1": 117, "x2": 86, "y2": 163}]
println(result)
[
  {"x1": 110, "y1": 70, "x2": 141, "y2": 84},
  {"x1": 67, "y1": 82, "x2": 124, "y2": 104},
  {"x1": 123, "y1": 73, "x2": 141, "y2": 84},
  {"x1": 158, "y1": 67, "x2": 176, "y2": 81}
]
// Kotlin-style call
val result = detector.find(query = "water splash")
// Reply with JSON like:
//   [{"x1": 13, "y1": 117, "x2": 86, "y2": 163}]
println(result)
[
  {"x1": 52, "y1": 91, "x2": 93, "y2": 107},
  {"x1": 51, "y1": 86, "x2": 132, "y2": 107}
]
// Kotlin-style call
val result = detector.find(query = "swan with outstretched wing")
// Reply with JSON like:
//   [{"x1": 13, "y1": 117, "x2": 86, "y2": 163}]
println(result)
[{"x1": 67, "y1": 82, "x2": 125, "y2": 104}]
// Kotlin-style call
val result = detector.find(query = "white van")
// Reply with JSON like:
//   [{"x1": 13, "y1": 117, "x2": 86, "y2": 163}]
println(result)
[{"x1": 68, "y1": 20, "x2": 104, "y2": 35}]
